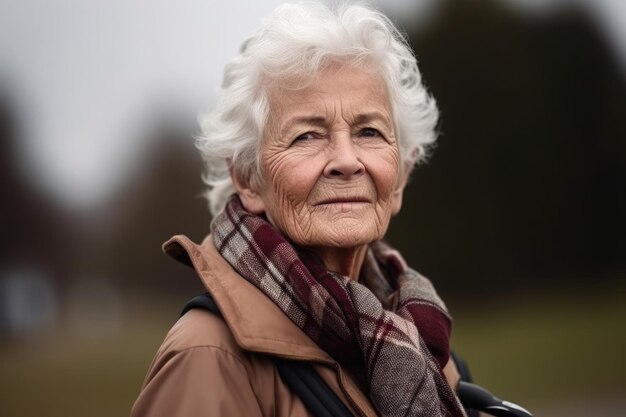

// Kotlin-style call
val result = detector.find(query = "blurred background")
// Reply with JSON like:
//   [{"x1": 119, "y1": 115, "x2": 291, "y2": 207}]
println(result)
[{"x1": 1, "y1": 0, "x2": 624, "y2": 416}]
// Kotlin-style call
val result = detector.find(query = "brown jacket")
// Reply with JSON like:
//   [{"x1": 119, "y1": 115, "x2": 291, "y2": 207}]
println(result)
[{"x1": 131, "y1": 234, "x2": 379, "y2": 417}]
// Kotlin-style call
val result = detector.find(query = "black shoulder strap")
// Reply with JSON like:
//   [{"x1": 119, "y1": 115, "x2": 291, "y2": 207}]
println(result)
[
  {"x1": 273, "y1": 358, "x2": 354, "y2": 417},
  {"x1": 180, "y1": 293, "x2": 220, "y2": 317},
  {"x1": 451, "y1": 351, "x2": 479, "y2": 417},
  {"x1": 181, "y1": 293, "x2": 355, "y2": 417}
]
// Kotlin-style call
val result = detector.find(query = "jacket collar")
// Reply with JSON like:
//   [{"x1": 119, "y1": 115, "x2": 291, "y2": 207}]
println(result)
[
  {"x1": 162, "y1": 234, "x2": 336, "y2": 364},
  {"x1": 164, "y1": 234, "x2": 380, "y2": 417}
]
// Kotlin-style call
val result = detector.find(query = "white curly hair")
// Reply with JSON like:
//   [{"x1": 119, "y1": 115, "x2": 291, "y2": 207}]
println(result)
[{"x1": 196, "y1": 1, "x2": 439, "y2": 215}]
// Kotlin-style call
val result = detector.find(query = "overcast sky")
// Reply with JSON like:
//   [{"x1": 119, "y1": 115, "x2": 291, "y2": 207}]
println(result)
[{"x1": 1, "y1": 0, "x2": 624, "y2": 210}]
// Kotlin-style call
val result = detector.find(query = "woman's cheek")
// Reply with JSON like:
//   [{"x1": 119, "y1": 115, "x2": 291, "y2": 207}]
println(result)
[{"x1": 374, "y1": 155, "x2": 400, "y2": 199}]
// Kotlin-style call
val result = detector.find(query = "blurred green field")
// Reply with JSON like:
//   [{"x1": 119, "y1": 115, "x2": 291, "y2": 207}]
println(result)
[
  {"x1": 1, "y1": 286, "x2": 625, "y2": 417},
  {"x1": 450, "y1": 284, "x2": 626, "y2": 415}
]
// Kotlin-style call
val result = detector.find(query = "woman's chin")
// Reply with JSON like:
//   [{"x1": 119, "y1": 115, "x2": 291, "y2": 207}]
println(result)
[{"x1": 302, "y1": 218, "x2": 386, "y2": 249}]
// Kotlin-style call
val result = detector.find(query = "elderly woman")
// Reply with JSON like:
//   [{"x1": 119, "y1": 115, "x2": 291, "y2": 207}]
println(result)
[{"x1": 132, "y1": 2, "x2": 465, "y2": 417}]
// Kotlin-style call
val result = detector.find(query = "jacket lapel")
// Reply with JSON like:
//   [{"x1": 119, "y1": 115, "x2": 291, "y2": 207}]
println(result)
[{"x1": 163, "y1": 234, "x2": 335, "y2": 363}]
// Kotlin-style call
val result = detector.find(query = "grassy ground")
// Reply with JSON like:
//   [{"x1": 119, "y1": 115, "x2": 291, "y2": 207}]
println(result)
[
  {"x1": 0, "y1": 293, "x2": 178, "y2": 417},
  {"x1": 1, "y1": 286, "x2": 624, "y2": 417},
  {"x1": 451, "y1": 284, "x2": 626, "y2": 415}
]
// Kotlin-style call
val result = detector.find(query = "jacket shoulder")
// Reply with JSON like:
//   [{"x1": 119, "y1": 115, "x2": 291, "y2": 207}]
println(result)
[
  {"x1": 132, "y1": 308, "x2": 314, "y2": 417},
  {"x1": 157, "y1": 308, "x2": 244, "y2": 357},
  {"x1": 132, "y1": 309, "x2": 265, "y2": 417}
]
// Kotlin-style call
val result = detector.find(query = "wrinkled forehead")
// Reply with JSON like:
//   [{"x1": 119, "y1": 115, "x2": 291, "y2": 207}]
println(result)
[
  {"x1": 265, "y1": 56, "x2": 385, "y2": 87},
  {"x1": 263, "y1": 63, "x2": 392, "y2": 120}
]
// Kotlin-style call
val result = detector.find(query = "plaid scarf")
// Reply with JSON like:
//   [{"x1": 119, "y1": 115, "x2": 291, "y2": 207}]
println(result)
[{"x1": 212, "y1": 196, "x2": 465, "y2": 417}]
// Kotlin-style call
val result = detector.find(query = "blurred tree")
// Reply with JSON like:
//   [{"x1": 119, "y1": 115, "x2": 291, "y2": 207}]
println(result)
[
  {"x1": 0, "y1": 92, "x2": 73, "y2": 334},
  {"x1": 388, "y1": 0, "x2": 626, "y2": 295},
  {"x1": 94, "y1": 119, "x2": 209, "y2": 294}
]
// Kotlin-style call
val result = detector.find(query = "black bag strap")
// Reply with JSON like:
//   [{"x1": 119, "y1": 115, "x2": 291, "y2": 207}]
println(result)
[
  {"x1": 182, "y1": 293, "x2": 533, "y2": 417},
  {"x1": 273, "y1": 359, "x2": 355, "y2": 417},
  {"x1": 180, "y1": 293, "x2": 220, "y2": 317},
  {"x1": 181, "y1": 293, "x2": 355, "y2": 417},
  {"x1": 451, "y1": 352, "x2": 478, "y2": 417}
]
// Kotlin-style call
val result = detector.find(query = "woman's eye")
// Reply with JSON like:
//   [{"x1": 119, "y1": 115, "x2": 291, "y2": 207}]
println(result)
[
  {"x1": 294, "y1": 132, "x2": 317, "y2": 141},
  {"x1": 360, "y1": 127, "x2": 382, "y2": 138}
]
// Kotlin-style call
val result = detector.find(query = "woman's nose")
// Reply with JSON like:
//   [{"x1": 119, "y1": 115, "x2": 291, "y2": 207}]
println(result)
[{"x1": 323, "y1": 134, "x2": 365, "y2": 179}]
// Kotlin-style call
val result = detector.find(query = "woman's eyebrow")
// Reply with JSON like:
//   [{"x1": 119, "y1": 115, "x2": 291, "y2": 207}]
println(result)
[
  {"x1": 280, "y1": 115, "x2": 327, "y2": 137},
  {"x1": 353, "y1": 111, "x2": 392, "y2": 128}
]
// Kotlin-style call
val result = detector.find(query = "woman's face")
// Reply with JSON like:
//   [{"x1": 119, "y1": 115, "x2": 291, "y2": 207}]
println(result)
[{"x1": 237, "y1": 65, "x2": 401, "y2": 249}]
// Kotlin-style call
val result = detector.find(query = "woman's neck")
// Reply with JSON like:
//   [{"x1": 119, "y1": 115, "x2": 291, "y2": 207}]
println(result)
[{"x1": 313, "y1": 245, "x2": 368, "y2": 281}]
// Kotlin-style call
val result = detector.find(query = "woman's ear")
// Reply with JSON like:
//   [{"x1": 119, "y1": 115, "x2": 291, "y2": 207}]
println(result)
[
  {"x1": 390, "y1": 174, "x2": 408, "y2": 216},
  {"x1": 230, "y1": 166, "x2": 266, "y2": 214},
  {"x1": 391, "y1": 157, "x2": 416, "y2": 216}
]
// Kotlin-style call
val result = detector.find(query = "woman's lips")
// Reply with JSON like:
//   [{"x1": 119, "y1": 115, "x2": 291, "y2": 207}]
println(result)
[
  {"x1": 315, "y1": 198, "x2": 372, "y2": 212},
  {"x1": 315, "y1": 197, "x2": 371, "y2": 205}
]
